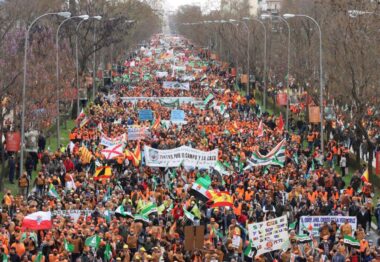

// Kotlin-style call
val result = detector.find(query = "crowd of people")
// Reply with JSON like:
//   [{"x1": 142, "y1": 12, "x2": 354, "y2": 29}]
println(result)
[{"x1": 1, "y1": 34, "x2": 380, "y2": 262}]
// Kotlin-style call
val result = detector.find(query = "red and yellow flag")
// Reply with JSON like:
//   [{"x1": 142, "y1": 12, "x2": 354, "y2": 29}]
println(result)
[
  {"x1": 208, "y1": 191, "x2": 233, "y2": 208},
  {"x1": 132, "y1": 143, "x2": 141, "y2": 167},
  {"x1": 94, "y1": 166, "x2": 112, "y2": 180}
]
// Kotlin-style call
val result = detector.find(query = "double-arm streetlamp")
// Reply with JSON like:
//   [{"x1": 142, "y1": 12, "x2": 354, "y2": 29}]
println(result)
[
  {"x1": 283, "y1": 13, "x2": 324, "y2": 155},
  {"x1": 20, "y1": 11, "x2": 71, "y2": 178},
  {"x1": 56, "y1": 15, "x2": 89, "y2": 147}
]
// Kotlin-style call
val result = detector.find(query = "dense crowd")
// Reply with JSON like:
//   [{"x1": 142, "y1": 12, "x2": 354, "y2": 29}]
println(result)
[{"x1": 1, "y1": 34, "x2": 380, "y2": 262}]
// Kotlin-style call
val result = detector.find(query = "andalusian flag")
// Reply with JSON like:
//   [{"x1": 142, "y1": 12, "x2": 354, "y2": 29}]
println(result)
[
  {"x1": 344, "y1": 235, "x2": 360, "y2": 248},
  {"x1": 140, "y1": 202, "x2": 157, "y2": 216},
  {"x1": 361, "y1": 169, "x2": 369, "y2": 183},
  {"x1": 115, "y1": 205, "x2": 133, "y2": 218},
  {"x1": 94, "y1": 166, "x2": 112, "y2": 180},
  {"x1": 85, "y1": 235, "x2": 101, "y2": 248},
  {"x1": 190, "y1": 176, "x2": 211, "y2": 202},
  {"x1": 134, "y1": 214, "x2": 150, "y2": 223},
  {"x1": 64, "y1": 239, "x2": 74, "y2": 252},
  {"x1": 245, "y1": 139, "x2": 286, "y2": 169},
  {"x1": 214, "y1": 161, "x2": 229, "y2": 176},
  {"x1": 183, "y1": 207, "x2": 195, "y2": 222},
  {"x1": 104, "y1": 243, "x2": 112, "y2": 261},
  {"x1": 48, "y1": 184, "x2": 60, "y2": 199},
  {"x1": 296, "y1": 234, "x2": 312, "y2": 244}
]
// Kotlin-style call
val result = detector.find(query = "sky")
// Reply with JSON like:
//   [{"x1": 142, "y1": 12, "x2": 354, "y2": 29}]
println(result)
[{"x1": 164, "y1": 0, "x2": 219, "y2": 12}]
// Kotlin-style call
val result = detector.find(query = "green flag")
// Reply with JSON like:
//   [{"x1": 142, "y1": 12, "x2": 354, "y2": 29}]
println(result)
[
  {"x1": 2, "y1": 254, "x2": 7, "y2": 262},
  {"x1": 104, "y1": 243, "x2": 112, "y2": 261},
  {"x1": 183, "y1": 207, "x2": 195, "y2": 222},
  {"x1": 140, "y1": 202, "x2": 157, "y2": 216},
  {"x1": 48, "y1": 184, "x2": 60, "y2": 199},
  {"x1": 85, "y1": 235, "x2": 101, "y2": 248},
  {"x1": 35, "y1": 252, "x2": 43, "y2": 262},
  {"x1": 343, "y1": 235, "x2": 360, "y2": 248},
  {"x1": 244, "y1": 240, "x2": 254, "y2": 258},
  {"x1": 64, "y1": 239, "x2": 74, "y2": 252},
  {"x1": 203, "y1": 94, "x2": 214, "y2": 105},
  {"x1": 191, "y1": 204, "x2": 201, "y2": 219}
]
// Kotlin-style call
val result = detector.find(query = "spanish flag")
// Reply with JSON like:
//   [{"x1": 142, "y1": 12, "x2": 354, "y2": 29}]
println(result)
[
  {"x1": 361, "y1": 169, "x2": 369, "y2": 183},
  {"x1": 208, "y1": 191, "x2": 233, "y2": 208},
  {"x1": 124, "y1": 149, "x2": 134, "y2": 161},
  {"x1": 79, "y1": 146, "x2": 93, "y2": 164},
  {"x1": 132, "y1": 143, "x2": 141, "y2": 167},
  {"x1": 94, "y1": 166, "x2": 112, "y2": 180}
]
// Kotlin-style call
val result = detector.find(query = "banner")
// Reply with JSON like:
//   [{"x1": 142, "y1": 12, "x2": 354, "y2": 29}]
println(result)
[
  {"x1": 127, "y1": 127, "x2": 151, "y2": 141},
  {"x1": 163, "y1": 81, "x2": 190, "y2": 91},
  {"x1": 160, "y1": 99, "x2": 179, "y2": 108},
  {"x1": 299, "y1": 216, "x2": 357, "y2": 236},
  {"x1": 144, "y1": 145, "x2": 218, "y2": 169},
  {"x1": 170, "y1": 110, "x2": 185, "y2": 121},
  {"x1": 156, "y1": 71, "x2": 168, "y2": 78},
  {"x1": 309, "y1": 106, "x2": 321, "y2": 123},
  {"x1": 100, "y1": 133, "x2": 126, "y2": 147},
  {"x1": 120, "y1": 97, "x2": 202, "y2": 105},
  {"x1": 248, "y1": 216, "x2": 290, "y2": 256},
  {"x1": 138, "y1": 110, "x2": 154, "y2": 121}
]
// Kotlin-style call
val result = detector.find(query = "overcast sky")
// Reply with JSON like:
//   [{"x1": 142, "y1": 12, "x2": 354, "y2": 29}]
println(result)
[{"x1": 164, "y1": 0, "x2": 219, "y2": 12}]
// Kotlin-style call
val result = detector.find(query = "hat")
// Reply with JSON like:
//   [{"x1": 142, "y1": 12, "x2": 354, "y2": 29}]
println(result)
[{"x1": 123, "y1": 244, "x2": 128, "y2": 249}]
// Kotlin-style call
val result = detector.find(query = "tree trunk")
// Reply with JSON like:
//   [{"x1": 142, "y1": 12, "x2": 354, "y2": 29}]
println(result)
[{"x1": 0, "y1": 114, "x2": 5, "y2": 191}]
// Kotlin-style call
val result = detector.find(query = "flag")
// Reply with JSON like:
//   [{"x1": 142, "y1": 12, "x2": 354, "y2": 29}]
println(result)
[
  {"x1": 203, "y1": 94, "x2": 214, "y2": 105},
  {"x1": 244, "y1": 240, "x2": 255, "y2": 258},
  {"x1": 101, "y1": 144, "x2": 124, "y2": 160},
  {"x1": 66, "y1": 174, "x2": 76, "y2": 191},
  {"x1": 79, "y1": 146, "x2": 93, "y2": 164},
  {"x1": 208, "y1": 191, "x2": 233, "y2": 208},
  {"x1": 104, "y1": 243, "x2": 112, "y2": 261},
  {"x1": 85, "y1": 235, "x2": 101, "y2": 248},
  {"x1": 35, "y1": 252, "x2": 43, "y2": 262},
  {"x1": 257, "y1": 120, "x2": 264, "y2": 137},
  {"x1": 245, "y1": 139, "x2": 286, "y2": 169},
  {"x1": 124, "y1": 149, "x2": 134, "y2": 161},
  {"x1": 190, "y1": 176, "x2": 211, "y2": 202},
  {"x1": 191, "y1": 204, "x2": 202, "y2": 219},
  {"x1": 140, "y1": 202, "x2": 157, "y2": 216},
  {"x1": 134, "y1": 214, "x2": 150, "y2": 223},
  {"x1": 79, "y1": 116, "x2": 89, "y2": 128},
  {"x1": 131, "y1": 143, "x2": 141, "y2": 167},
  {"x1": 289, "y1": 221, "x2": 297, "y2": 230},
  {"x1": 361, "y1": 169, "x2": 369, "y2": 183},
  {"x1": 22, "y1": 211, "x2": 52, "y2": 230},
  {"x1": 183, "y1": 207, "x2": 195, "y2": 222},
  {"x1": 75, "y1": 109, "x2": 85, "y2": 124},
  {"x1": 296, "y1": 234, "x2": 312, "y2": 244},
  {"x1": 94, "y1": 166, "x2": 112, "y2": 180},
  {"x1": 48, "y1": 184, "x2": 60, "y2": 199},
  {"x1": 115, "y1": 205, "x2": 133, "y2": 218},
  {"x1": 1, "y1": 254, "x2": 7, "y2": 262},
  {"x1": 343, "y1": 235, "x2": 360, "y2": 248},
  {"x1": 277, "y1": 114, "x2": 284, "y2": 131},
  {"x1": 64, "y1": 239, "x2": 74, "y2": 252},
  {"x1": 151, "y1": 114, "x2": 161, "y2": 130},
  {"x1": 213, "y1": 161, "x2": 229, "y2": 176}
]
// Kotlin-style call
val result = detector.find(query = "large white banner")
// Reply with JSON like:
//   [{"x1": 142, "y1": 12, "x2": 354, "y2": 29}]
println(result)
[
  {"x1": 120, "y1": 97, "x2": 201, "y2": 105},
  {"x1": 248, "y1": 216, "x2": 290, "y2": 256},
  {"x1": 144, "y1": 145, "x2": 218, "y2": 169},
  {"x1": 163, "y1": 81, "x2": 190, "y2": 91},
  {"x1": 155, "y1": 71, "x2": 168, "y2": 78},
  {"x1": 100, "y1": 133, "x2": 126, "y2": 147},
  {"x1": 127, "y1": 127, "x2": 151, "y2": 141},
  {"x1": 299, "y1": 216, "x2": 357, "y2": 236}
]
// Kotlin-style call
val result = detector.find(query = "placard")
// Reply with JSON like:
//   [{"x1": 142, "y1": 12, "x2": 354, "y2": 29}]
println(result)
[
  {"x1": 376, "y1": 152, "x2": 380, "y2": 175},
  {"x1": 138, "y1": 110, "x2": 153, "y2": 121},
  {"x1": 170, "y1": 110, "x2": 185, "y2": 121},
  {"x1": 144, "y1": 145, "x2": 218, "y2": 169},
  {"x1": 248, "y1": 216, "x2": 290, "y2": 256},
  {"x1": 163, "y1": 81, "x2": 190, "y2": 91},
  {"x1": 276, "y1": 93, "x2": 287, "y2": 106},
  {"x1": 309, "y1": 106, "x2": 321, "y2": 123},
  {"x1": 127, "y1": 127, "x2": 151, "y2": 141},
  {"x1": 299, "y1": 216, "x2": 357, "y2": 236},
  {"x1": 100, "y1": 133, "x2": 126, "y2": 147},
  {"x1": 6, "y1": 132, "x2": 21, "y2": 152}
]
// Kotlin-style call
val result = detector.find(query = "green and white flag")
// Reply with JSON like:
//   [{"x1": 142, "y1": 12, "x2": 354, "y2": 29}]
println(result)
[
  {"x1": 2, "y1": 254, "x2": 7, "y2": 262},
  {"x1": 296, "y1": 234, "x2": 312, "y2": 243},
  {"x1": 134, "y1": 214, "x2": 150, "y2": 223},
  {"x1": 64, "y1": 239, "x2": 74, "y2": 252},
  {"x1": 115, "y1": 205, "x2": 133, "y2": 218},
  {"x1": 183, "y1": 207, "x2": 195, "y2": 222},
  {"x1": 35, "y1": 252, "x2": 43, "y2": 262},
  {"x1": 104, "y1": 243, "x2": 112, "y2": 261},
  {"x1": 191, "y1": 204, "x2": 202, "y2": 219},
  {"x1": 213, "y1": 161, "x2": 230, "y2": 176},
  {"x1": 190, "y1": 176, "x2": 211, "y2": 201},
  {"x1": 244, "y1": 240, "x2": 255, "y2": 258},
  {"x1": 343, "y1": 235, "x2": 360, "y2": 248},
  {"x1": 140, "y1": 202, "x2": 158, "y2": 216},
  {"x1": 85, "y1": 235, "x2": 101, "y2": 248},
  {"x1": 289, "y1": 221, "x2": 297, "y2": 230},
  {"x1": 203, "y1": 94, "x2": 214, "y2": 105},
  {"x1": 48, "y1": 184, "x2": 60, "y2": 199},
  {"x1": 244, "y1": 139, "x2": 286, "y2": 170}
]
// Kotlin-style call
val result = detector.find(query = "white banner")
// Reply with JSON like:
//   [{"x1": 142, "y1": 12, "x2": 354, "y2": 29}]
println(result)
[
  {"x1": 144, "y1": 145, "x2": 218, "y2": 169},
  {"x1": 100, "y1": 133, "x2": 126, "y2": 147},
  {"x1": 163, "y1": 81, "x2": 190, "y2": 91},
  {"x1": 299, "y1": 216, "x2": 357, "y2": 236},
  {"x1": 120, "y1": 97, "x2": 202, "y2": 105},
  {"x1": 155, "y1": 71, "x2": 168, "y2": 78},
  {"x1": 248, "y1": 216, "x2": 290, "y2": 256},
  {"x1": 127, "y1": 127, "x2": 151, "y2": 141}
]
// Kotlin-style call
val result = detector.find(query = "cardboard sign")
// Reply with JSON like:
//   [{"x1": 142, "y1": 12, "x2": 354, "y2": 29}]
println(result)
[
  {"x1": 309, "y1": 106, "x2": 321, "y2": 123},
  {"x1": 170, "y1": 110, "x2": 185, "y2": 121},
  {"x1": 138, "y1": 110, "x2": 153, "y2": 121},
  {"x1": 6, "y1": 132, "x2": 21, "y2": 152},
  {"x1": 184, "y1": 226, "x2": 204, "y2": 251}
]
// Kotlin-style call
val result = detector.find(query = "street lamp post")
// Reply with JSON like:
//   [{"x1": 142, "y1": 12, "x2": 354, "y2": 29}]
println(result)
[
  {"x1": 242, "y1": 17, "x2": 267, "y2": 111},
  {"x1": 262, "y1": 14, "x2": 291, "y2": 131},
  {"x1": 56, "y1": 15, "x2": 89, "y2": 148},
  {"x1": 20, "y1": 11, "x2": 71, "y2": 178},
  {"x1": 75, "y1": 16, "x2": 102, "y2": 117},
  {"x1": 240, "y1": 20, "x2": 251, "y2": 94},
  {"x1": 283, "y1": 13, "x2": 324, "y2": 155},
  {"x1": 228, "y1": 19, "x2": 241, "y2": 90}
]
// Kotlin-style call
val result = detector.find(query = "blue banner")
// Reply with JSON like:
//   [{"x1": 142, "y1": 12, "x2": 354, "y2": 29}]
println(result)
[
  {"x1": 170, "y1": 110, "x2": 185, "y2": 121},
  {"x1": 139, "y1": 110, "x2": 153, "y2": 121}
]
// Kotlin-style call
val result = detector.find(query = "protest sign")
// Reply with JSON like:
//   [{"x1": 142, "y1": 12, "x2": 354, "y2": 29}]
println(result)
[
  {"x1": 127, "y1": 127, "x2": 151, "y2": 141},
  {"x1": 163, "y1": 81, "x2": 190, "y2": 91},
  {"x1": 170, "y1": 110, "x2": 185, "y2": 121},
  {"x1": 144, "y1": 145, "x2": 218, "y2": 169},
  {"x1": 138, "y1": 110, "x2": 154, "y2": 121},
  {"x1": 100, "y1": 133, "x2": 126, "y2": 147},
  {"x1": 299, "y1": 216, "x2": 357, "y2": 236},
  {"x1": 120, "y1": 97, "x2": 202, "y2": 105},
  {"x1": 156, "y1": 71, "x2": 168, "y2": 78},
  {"x1": 248, "y1": 215, "x2": 290, "y2": 256},
  {"x1": 159, "y1": 99, "x2": 179, "y2": 108}
]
